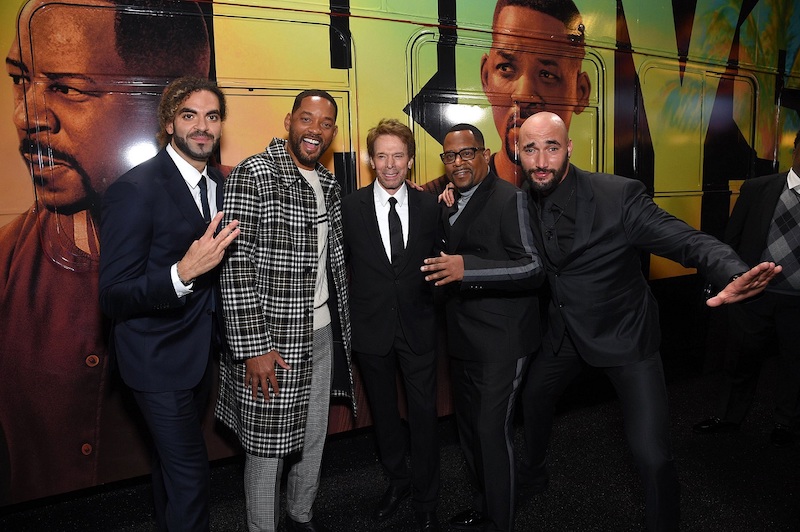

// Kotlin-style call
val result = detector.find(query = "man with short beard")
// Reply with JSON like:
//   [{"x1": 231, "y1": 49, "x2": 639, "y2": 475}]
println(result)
[
  {"x1": 517, "y1": 111, "x2": 781, "y2": 531},
  {"x1": 217, "y1": 90, "x2": 355, "y2": 532},
  {"x1": 99, "y1": 77, "x2": 238, "y2": 531}
]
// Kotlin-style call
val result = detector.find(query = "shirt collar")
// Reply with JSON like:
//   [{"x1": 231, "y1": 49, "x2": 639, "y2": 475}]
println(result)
[
  {"x1": 788, "y1": 167, "x2": 800, "y2": 190},
  {"x1": 166, "y1": 143, "x2": 207, "y2": 187},
  {"x1": 374, "y1": 180, "x2": 408, "y2": 207}
]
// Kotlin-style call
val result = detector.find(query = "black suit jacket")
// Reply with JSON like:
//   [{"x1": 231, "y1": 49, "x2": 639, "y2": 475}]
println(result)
[
  {"x1": 725, "y1": 172, "x2": 787, "y2": 265},
  {"x1": 441, "y1": 171, "x2": 544, "y2": 362},
  {"x1": 99, "y1": 149, "x2": 223, "y2": 392},
  {"x1": 528, "y1": 165, "x2": 747, "y2": 367},
  {"x1": 342, "y1": 183, "x2": 440, "y2": 356}
]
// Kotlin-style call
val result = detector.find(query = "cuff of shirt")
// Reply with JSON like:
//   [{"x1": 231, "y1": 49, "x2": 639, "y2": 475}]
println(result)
[{"x1": 171, "y1": 262, "x2": 193, "y2": 297}]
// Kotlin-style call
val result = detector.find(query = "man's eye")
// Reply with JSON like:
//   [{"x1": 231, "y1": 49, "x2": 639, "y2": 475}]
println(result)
[
  {"x1": 49, "y1": 83, "x2": 83, "y2": 96},
  {"x1": 539, "y1": 70, "x2": 559, "y2": 81},
  {"x1": 497, "y1": 63, "x2": 514, "y2": 74},
  {"x1": 9, "y1": 74, "x2": 26, "y2": 86}
]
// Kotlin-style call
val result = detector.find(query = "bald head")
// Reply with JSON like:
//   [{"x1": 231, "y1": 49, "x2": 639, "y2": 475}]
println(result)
[{"x1": 518, "y1": 112, "x2": 573, "y2": 196}]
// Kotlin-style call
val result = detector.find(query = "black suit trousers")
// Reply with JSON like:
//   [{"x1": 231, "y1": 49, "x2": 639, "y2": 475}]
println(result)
[
  {"x1": 450, "y1": 355, "x2": 529, "y2": 532},
  {"x1": 522, "y1": 335, "x2": 680, "y2": 532},
  {"x1": 133, "y1": 357, "x2": 213, "y2": 532},
  {"x1": 355, "y1": 327, "x2": 440, "y2": 512},
  {"x1": 718, "y1": 292, "x2": 800, "y2": 427}
]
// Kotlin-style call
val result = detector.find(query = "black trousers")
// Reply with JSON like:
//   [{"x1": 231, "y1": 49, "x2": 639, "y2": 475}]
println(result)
[
  {"x1": 355, "y1": 327, "x2": 440, "y2": 512},
  {"x1": 717, "y1": 291, "x2": 800, "y2": 428},
  {"x1": 133, "y1": 360, "x2": 212, "y2": 532},
  {"x1": 450, "y1": 355, "x2": 528, "y2": 532},
  {"x1": 522, "y1": 334, "x2": 680, "y2": 532}
]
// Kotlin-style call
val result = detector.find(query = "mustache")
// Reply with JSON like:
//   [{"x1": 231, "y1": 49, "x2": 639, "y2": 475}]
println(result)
[
  {"x1": 189, "y1": 131, "x2": 215, "y2": 141},
  {"x1": 19, "y1": 138, "x2": 82, "y2": 169}
]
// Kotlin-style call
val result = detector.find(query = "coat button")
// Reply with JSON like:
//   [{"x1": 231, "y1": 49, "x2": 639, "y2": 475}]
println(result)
[
  {"x1": 85, "y1": 354, "x2": 100, "y2": 367},
  {"x1": 81, "y1": 443, "x2": 93, "y2": 456}
]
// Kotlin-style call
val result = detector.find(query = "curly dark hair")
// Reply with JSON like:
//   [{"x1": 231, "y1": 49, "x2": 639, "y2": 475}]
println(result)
[{"x1": 157, "y1": 77, "x2": 226, "y2": 147}]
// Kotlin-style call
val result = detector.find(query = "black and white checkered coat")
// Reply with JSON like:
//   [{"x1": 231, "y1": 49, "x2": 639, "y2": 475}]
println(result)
[{"x1": 216, "y1": 138, "x2": 354, "y2": 457}]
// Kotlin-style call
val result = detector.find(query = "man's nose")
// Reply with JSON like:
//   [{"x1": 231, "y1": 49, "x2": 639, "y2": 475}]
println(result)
[{"x1": 14, "y1": 83, "x2": 59, "y2": 135}]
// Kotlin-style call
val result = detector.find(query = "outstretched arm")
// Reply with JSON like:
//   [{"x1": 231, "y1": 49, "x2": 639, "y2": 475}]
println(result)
[{"x1": 706, "y1": 261, "x2": 782, "y2": 307}]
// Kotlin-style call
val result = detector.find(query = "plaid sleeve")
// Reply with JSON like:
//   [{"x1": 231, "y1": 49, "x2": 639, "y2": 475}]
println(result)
[{"x1": 221, "y1": 159, "x2": 274, "y2": 361}]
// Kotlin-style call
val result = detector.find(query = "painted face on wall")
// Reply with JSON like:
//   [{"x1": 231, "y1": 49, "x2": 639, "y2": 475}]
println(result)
[
  {"x1": 284, "y1": 95, "x2": 338, "y2": 170},
  {"x1": 7, "y1": 0, "x2": 159, "y2": 214},
  {"x1": 370, "y1": 134, "x2": 413, "y2": 194},
  {"x1": 481, "y1": 6, "x2": 589, "y2": 168}
]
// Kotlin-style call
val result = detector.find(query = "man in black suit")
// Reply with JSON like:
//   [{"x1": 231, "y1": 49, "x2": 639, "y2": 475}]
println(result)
[
  {"x1": 99, "y1": 77, "x2": 240, "y2": 531},
  {"x1": 517, "y1": 111, "x2": 781, "y2": 531},
  {"x1": 342, "y1": 119, "x2": 441, "y2": 531},
  {"x1": 421, "y1": 124, "x2": 544, "y2": 532},
  {"x1": 694, "y1": 130, "x2": 800, "y2": 447}
]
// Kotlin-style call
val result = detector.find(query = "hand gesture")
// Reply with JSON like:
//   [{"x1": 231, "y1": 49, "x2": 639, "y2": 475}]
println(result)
[
  {"x1": 706, "y1": 261, "x2": 782, "y2": 307},
  {"x1": 177, "y1": 212, "x2": 240, "y2": 282}
]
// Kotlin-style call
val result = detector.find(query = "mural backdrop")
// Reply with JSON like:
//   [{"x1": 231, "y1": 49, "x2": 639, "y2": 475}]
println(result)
[{"x1": 0, "y1": 0, "x2": 798, "y2": 505}]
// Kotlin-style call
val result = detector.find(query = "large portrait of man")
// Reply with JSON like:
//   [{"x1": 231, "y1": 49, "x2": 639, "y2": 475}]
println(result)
[{"x1": 0, "y1": 0, "x2": 236, "y2": 505}]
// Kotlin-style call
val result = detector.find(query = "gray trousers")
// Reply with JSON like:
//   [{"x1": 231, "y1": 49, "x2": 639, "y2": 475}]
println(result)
[{"x1": 244, "y1": 324, "x2": 333, "y2": 532}]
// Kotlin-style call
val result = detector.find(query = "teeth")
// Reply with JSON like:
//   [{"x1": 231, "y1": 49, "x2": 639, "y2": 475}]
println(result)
[{"x1": 304, "y1": 137, "x2": 320, "y2": 145}]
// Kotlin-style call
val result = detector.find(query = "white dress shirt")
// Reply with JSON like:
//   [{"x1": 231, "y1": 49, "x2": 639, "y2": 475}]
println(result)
[
  {"x1": 166, "y1": 143, "x2": 217, "y2": 296},
  {"x1": 374, "y1": 181, "x2": 409, "y2": 262}
]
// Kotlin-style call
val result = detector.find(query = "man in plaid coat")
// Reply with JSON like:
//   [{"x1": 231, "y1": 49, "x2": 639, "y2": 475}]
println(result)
[{"x1": 217, "y1": 90, "x2": 355, "y2": 532}]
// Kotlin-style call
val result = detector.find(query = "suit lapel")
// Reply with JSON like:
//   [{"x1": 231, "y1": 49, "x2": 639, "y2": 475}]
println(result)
[
  {"x1": 359, "y1": 183, "x2": 394, "y2": 273},
  {"x1": 209, "y1": 168, "x2": 224, "y2": 213},
  {"x1": 560, "y1": 168, "x2": 595, "y2": 267},
  {"x1": 158, "y1": 150, "x2": 207, "y2": 237},
  {"x1": 448, "y1": 173, "x2": 495, "y2": 251},
  {"x1": 757, "y1": 175, "x2": 787, "y2": 237},
  {"x1": 393, "y1": 188, "x2": 421, "y2": 274}
]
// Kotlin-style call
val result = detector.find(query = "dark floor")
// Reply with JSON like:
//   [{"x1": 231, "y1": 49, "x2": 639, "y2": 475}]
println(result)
[{"x1": 1, "y1": 359, "x2": 797, "y2": 532}]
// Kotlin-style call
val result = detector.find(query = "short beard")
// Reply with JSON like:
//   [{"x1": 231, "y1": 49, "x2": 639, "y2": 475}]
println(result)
[
  {"x1": 173, "y1": 133, "x2": 218, "y2": 163},
  {"x1": 525, "y1": 157, "x2": 570, "y2": 196}
]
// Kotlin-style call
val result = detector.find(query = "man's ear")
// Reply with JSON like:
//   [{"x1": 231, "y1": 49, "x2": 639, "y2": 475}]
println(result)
[
  {"x1": 573, "y1": 71, "x2": 591, "y2": 115},
  {"x1": 480, "y1": 53, "x2": 490, "y2": 93}
]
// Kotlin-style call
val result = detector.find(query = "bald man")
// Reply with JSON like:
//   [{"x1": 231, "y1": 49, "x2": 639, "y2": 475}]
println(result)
[{"x1": 517, "y1": 112, "x2": 780, "y2": 531}]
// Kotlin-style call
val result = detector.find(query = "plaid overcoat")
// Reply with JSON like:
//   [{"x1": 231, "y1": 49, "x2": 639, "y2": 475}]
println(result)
[{"x1": 216, "y1": 138, "x2": 354, "y2": 457}]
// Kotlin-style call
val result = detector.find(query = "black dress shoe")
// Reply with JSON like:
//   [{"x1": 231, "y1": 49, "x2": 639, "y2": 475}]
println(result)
[
  {"x1": 692, "y1": 416, "x2": 739, "y2": 434},
  {"x1": 771, "y1": 424, "x2": 795, "y2": 447},
  {"x1": 284, "y1": 517, "x2": 330, "y2": 532},
  {"x1": 415, "y1": 510, "x2": 440, "y2": 531},
  {"x1": 372, "y1": 483, "x2": 411, "y2": 521},
  {"x1": 448, "y1": 509, "x2": 487, "y2": 530}
]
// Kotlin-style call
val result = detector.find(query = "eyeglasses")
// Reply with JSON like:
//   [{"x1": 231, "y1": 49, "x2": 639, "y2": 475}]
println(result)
[{"x1": 439, "y1": 147, "x2": 484, "y2": 164}]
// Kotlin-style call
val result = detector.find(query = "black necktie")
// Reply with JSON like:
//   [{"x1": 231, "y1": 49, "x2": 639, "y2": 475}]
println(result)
[
  {"x1": 388, "y1": 197, "x2": 404, "y2": 264},
  {"x1": 198, "y1": 175, "x2": 211, "y2": 224}
]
